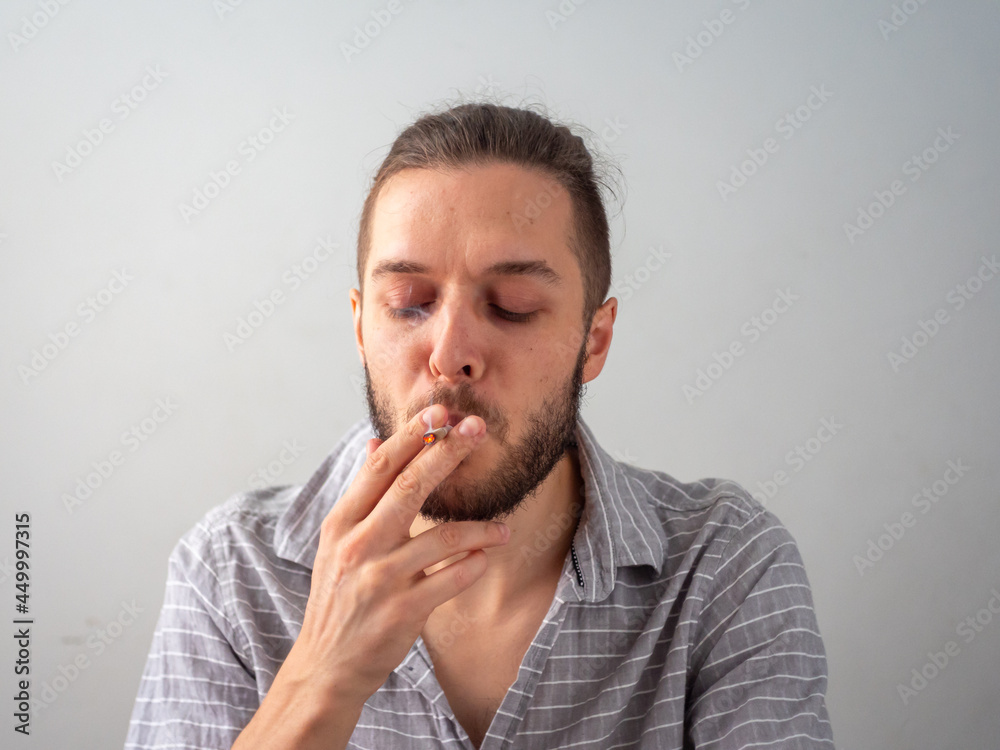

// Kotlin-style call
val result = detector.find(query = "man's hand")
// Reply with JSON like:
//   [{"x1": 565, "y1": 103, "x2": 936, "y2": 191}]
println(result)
[
  {"x1": 293, "y1": 403, "x2": 508, "y2": 702},
  {"x1": 232, "y1": 404, "x2": 509, "y2": 749}
]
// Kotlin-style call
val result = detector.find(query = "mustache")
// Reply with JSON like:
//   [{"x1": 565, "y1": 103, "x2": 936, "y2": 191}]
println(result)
[{"x1": 415, "y1": 384, "x2": 507, "y2": 433}]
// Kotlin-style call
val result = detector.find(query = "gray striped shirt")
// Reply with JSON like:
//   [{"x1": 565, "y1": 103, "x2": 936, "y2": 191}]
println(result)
[{"x1": 125, "y1": 416, "x2": 835, "y2": 749}]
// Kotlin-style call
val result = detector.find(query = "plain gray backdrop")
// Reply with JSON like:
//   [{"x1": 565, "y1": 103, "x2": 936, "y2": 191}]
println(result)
[{"x1": 1, "y1": 1, "x2": 998, "y2": 747}]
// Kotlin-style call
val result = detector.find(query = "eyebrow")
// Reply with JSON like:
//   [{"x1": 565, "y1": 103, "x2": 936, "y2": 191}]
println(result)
[{"x1": 369, "y1": 258, "x2": 563, "y2": 288}]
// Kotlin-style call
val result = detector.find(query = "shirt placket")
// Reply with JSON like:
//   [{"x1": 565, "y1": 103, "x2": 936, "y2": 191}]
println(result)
[
  {"x1": 393, "y1": 640, "x2": 471, "y2": 744},
  {"x1": 391, "y1": 562, "x2": 580, "y2": 749},
  {"x1": 482, "y1": 568, "x2": 580, "y2": 749}
]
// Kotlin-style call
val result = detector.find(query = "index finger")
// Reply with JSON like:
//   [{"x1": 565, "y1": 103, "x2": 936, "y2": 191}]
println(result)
[
  {"x1": 332, "y1": 404, "x2": 449, "y2": 526},
  {"x1": 365, "y1": 413, "x2": 486, "y2": 537}
]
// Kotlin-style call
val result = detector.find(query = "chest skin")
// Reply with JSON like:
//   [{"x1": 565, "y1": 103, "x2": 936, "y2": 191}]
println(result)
[{"x1": 420, "y1": 579, "x2": 560, "y2": 748}]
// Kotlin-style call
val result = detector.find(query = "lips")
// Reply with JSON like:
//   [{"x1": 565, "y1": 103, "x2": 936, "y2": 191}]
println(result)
[{"x1": 445, "y1": 411, "x2": 467, "y2": 428}]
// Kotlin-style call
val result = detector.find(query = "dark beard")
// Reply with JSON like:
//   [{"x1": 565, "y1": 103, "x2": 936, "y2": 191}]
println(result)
[{"x1": 363, "y1": 341, "x2": 587, "y2": 523}]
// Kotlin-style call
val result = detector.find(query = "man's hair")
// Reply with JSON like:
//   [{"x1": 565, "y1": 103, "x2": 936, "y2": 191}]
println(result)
[{"x1": 355, "y1": 100, "x2": 622, "y2": 328}]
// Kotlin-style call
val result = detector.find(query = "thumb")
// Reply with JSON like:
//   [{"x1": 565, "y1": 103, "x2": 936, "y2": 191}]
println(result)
[{"x1": 366, "y1": 438, "x2": 383, "y2": 458}]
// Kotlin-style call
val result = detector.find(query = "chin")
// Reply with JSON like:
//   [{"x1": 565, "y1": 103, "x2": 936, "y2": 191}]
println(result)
[
  {"x1": 435, "y1": 450, "x2": 487, "y2": 488},
  {"x1": 441, "y1": 452, "x2": 481, "y2": 481}
]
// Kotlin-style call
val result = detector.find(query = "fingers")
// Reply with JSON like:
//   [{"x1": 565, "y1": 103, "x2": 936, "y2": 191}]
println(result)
[
  {"x1": 365, "y1": 414, "x2": 487, "y2": 537},
  {"x1": 387, "y1": 520, "x2": 510, "y2": 578},
  {"x1": 333, "y1": 405, "x2": 448, "y2": 526},
  {"x1": 410, "y1": 549, "x2": 490, "y2": 617}
]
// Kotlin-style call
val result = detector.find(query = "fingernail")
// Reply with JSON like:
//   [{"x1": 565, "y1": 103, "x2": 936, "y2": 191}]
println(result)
[
  {"x1": 423, "y1": 404, "x2": 447, "y2": 430},
  {"x1": 458, "y1": 416, "x2": 483, "y2": 437}
]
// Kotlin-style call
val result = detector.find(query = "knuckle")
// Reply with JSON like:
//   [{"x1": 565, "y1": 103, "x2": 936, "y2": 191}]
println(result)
[
  {"x1": 452, "y1": 554, "x2": 480, "y2": 588},
  {"x1": 452, "y1": 563, "x2": 468, "y2": 588},
  {"x1": 395, "y1": 467, "x2": 423, "y2": 496},
  {"x1": 336, "y1": 531, "x2": 367, "y2": 570},
  {"x1": 365, "y1": 449, "x2": 390, "y2": 475},
  {"x1": 356, "y1": 560, "x2": 388, "y2": 593},
  {"x1": 436, "y1": 523, "x2": 463, "y2": 551},
  {"x1": 319, "y1": 512, "x2": 343, "y2": 539}
]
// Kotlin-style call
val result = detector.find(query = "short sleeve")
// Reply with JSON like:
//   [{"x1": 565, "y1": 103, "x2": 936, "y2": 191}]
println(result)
[
  {"x1": 124, "y1": 525, "x2": 259, "y2": 749},
  {"x1": 684, "y1": 504, "x2": 835, "y2": 748}
]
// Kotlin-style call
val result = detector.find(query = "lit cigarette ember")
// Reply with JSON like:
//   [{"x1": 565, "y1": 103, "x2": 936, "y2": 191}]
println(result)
[{"x1": 422, "y1": 425, "x2": 452, "y2": 445}]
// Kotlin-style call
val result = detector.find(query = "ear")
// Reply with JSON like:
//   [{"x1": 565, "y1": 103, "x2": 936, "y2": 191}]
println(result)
[
  {"x1": 582, "y1": 297, "x2": 617, "y2": 384},
  {"x1": 349, "y1": 288, "x2": 365, "y2": 366}
]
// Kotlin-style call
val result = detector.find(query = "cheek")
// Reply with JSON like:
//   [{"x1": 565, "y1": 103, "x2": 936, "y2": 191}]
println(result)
[
  {"x1": 363, "y1": 320, "x2": 420, "y2": 372},
  {"x1": 507, "y1": 349, "x2": 562, "y2": 398},
  {"x1": 369, "y1": 345, "x2": 418, "y2": 379}
]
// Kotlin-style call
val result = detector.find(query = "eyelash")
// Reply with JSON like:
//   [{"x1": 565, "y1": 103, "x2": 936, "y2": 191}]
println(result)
[{"x1": 388, "y1": 303, "x2": 535, "y2": 324}]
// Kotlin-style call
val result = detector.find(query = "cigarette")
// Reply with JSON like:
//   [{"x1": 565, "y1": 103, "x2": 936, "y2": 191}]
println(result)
[{"x1": 422, "y1": 425, "x2": 452, "y2": 445}]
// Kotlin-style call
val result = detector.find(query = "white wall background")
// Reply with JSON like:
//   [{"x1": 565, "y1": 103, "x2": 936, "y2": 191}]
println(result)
[{"x1": 1, "y1": 1, "x2": 998, "y2": 747}]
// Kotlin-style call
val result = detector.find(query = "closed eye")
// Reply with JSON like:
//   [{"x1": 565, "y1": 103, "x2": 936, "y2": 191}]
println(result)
[
  {"x1": 386, "y1": 303, "x2": 535, "y2": 323},
  {"x1": 491, "y1": 305, "x2": 535, "y2": 323},
  {"x1": 386, "y1": 304, "x2": 430, "y2": 320}
]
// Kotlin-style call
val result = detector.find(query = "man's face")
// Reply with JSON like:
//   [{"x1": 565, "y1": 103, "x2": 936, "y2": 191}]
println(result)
[{"x1": 350, "y1": 162, "x2": 599, "y2": 523}]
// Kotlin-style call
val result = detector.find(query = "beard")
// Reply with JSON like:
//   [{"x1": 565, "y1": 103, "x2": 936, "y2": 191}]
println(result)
[{"x1": 363, "y1": 341, "x2": 588, "y2": 523}]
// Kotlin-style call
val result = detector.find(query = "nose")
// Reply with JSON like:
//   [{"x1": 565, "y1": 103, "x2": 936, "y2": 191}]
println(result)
[{"x1": 427, "y1": 295, "x2": 485, "y2": 384}]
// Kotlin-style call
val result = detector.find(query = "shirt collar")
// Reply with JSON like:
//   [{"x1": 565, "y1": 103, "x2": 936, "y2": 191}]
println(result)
[{"x1": 274, "y1": 415, "x2": 667, "y2": 603}]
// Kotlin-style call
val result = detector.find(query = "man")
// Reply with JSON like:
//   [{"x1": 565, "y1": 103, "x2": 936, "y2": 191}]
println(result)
[{"x1": 125, "y1": 101, "x2": 835, "y2": 749}]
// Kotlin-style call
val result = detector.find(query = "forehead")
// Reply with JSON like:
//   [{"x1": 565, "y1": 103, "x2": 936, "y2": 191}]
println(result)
[{"x1": 366, "y1": 163, "x2": 579, "y2": 285}]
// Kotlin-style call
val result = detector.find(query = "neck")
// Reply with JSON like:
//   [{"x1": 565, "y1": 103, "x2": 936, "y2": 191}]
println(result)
[{"x1": 409, "y1": 445, "x2": 584, "y2": 623}]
